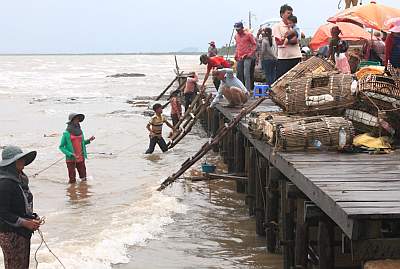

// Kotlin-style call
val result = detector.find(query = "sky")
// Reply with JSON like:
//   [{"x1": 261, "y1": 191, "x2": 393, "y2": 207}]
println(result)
[{"x1": 0, "y1": 0, "x2": 399, "y2": 54}]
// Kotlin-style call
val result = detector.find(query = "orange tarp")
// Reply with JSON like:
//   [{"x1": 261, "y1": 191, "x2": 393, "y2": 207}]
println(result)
[
  {"x1": 328, "y1": 1, "x2": 400, "y2": 31},
  {"x1": 309, "y1": 22, "x2": 373, "y2": 50}
]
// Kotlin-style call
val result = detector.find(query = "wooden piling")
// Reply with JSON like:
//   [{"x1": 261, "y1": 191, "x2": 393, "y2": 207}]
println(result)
[
  {"x1": 247, "y1": 147, "x2": 257, "y2": 216},
  {"x1": 318, "y1": 219, "x2": 335, "y2": 269},
  {"x1": 234, "y1": 131, "x2": 245, "y2": 193},
  {"x1": 266, "y1": 165, "x2": 281, "y2": 253},
  {"x1": 255, "y1": 154, "x2": 267, "y2": 236},
  {"x1": 295, "y1": 199, "x2": 308, "y2": 269},
  {"x1": 280, "y1": 179, "x2": 295, "y2": 269}
]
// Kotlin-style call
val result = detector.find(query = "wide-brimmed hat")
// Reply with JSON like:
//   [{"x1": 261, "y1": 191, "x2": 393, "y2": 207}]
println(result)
[
  {"x1": 66, "y1": 113, "x2": 85, "y2": 124},
  {"x1": 0, "y1": 146, "x2": 37, "y2": 167}
]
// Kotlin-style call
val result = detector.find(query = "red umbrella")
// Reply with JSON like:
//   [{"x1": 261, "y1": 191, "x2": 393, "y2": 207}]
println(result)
[
  {"x1": 328, "y1": 1, "x2": 400, "y2": 31},
  {"x1": 309, "y1": 22, "x2": 374, "y2": 50}
]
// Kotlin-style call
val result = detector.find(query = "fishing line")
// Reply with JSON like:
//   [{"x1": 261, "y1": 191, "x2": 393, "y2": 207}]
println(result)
[
  {"x1": 31, "y1": 157, "x2": 65, "y2": 178},
  {"x1": 34, "y1": 225, "x2": 67, "y2": 269}
]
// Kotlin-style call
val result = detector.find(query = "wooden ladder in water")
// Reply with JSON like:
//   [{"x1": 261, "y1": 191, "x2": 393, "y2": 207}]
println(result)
[
  {"x1": 167, "y1": 92, "x2": 213, "y2": 149},
  {"x1": 158, "y1": 97, "x2": 266, "y2": 191}
]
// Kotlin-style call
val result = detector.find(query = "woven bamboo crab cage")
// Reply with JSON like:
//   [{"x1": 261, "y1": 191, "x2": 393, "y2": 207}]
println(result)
[
  {"x1": 271, "y1": 72, "x2": 355, "y2": 115},
  {"x1": 275, "y1": 116, "x2": 355, "y2": 151}
]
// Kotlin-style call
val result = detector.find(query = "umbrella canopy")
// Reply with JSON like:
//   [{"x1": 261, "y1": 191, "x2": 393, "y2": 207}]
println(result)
[
  {"x1": 327, "y1": 1, "x2": 400, "y2": 31},
  {"x1": 309, "y1": 22, "x2": 374, "y2": 50}
]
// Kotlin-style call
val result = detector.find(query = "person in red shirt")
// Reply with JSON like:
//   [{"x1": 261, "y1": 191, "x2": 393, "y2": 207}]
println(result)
[
  {"x1": 200, "y1": 54, "x2": 231, "y2": 91},
  {"x1": 234, "y1": 21, "x2": 257, "y2": 91}
]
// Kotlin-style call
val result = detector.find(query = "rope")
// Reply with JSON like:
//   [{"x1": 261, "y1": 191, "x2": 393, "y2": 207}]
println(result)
[
  {"x1": 31, "y1": 157, "x2": 64, "y2": 178},
  {"x1": 34, "y1": 218, "x2": 66, "y2": 269}
]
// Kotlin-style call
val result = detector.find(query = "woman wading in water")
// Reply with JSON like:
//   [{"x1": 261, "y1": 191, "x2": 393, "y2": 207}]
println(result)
[
  {"x1": 0, "y1": 146, "x2": 41, "y2": 269},
  {"x1": 59, "y1": 113, "x2": 95, "y2": 183}
]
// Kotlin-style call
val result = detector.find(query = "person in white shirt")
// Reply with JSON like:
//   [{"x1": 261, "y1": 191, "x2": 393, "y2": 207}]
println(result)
[{"x1": 210, "y1": 69, "x2": 249, "y2": 108}]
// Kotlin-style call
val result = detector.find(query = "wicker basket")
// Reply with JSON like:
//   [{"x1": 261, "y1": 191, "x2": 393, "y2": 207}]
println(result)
[
  {"x1": 358, "y1": 74, "x2": 400, "y2": 111},
  {"x1": 271, "y1": 72, "x2": 355, "y2": 115},
  {"x1": 248, "y1": 112, "x2": 300, "y2": 143},
  {"x1": 347, "y1": 98, "x2": 400, "y2": 137},
  {"x1": 272, "y1": 56, "x2": 336, "y2": 89},
  {"x1": 276, "y1": 116, "x2": 355, "y2": 151}
]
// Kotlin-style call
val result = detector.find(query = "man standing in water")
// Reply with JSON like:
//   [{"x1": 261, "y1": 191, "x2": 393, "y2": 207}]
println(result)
[
  {"x1": 234, "y1": 21, "x2": 257, "y2": 92},
  {"x1": 272, "y1": 4, "x2": 302, "y2": 79}
]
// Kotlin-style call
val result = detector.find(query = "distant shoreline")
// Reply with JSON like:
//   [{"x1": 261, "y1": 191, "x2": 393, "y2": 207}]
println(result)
[{"x1": 0, "y1": 52, "x2": 206, "y2": 56}]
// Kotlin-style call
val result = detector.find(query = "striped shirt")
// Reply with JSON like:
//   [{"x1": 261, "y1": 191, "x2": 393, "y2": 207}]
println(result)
[{"x1": 149, "y1": 114, "x2": 167, "y2": 137}]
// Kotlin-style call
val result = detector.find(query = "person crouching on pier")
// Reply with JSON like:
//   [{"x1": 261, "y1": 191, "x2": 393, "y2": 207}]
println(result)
[
  {"x1": 59, "y1": 113, "x2": 95, "y2": 184},
  {"x1": 145, "y1": 103, "x2": 175, "y2": 154},
  {"x1": 210, "y1": 68, "x2": 249, "y2": 108}
]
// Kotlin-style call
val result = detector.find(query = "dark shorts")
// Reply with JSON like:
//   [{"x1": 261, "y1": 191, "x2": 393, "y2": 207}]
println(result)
[{"x1": 276, "y1": 58, "x2": 301, "y2": 80}]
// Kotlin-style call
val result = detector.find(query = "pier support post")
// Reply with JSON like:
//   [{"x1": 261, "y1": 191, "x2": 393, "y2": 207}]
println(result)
[
  {"x1": 234, "y1": 132, "x2": 245, "y2": 193},
  {"x1": 318, "y1": 219, "x2": 334, "y2": 269},
  {"x1": 255, "y1": 154, "x2": 267, "y2": 236},
  {"x1": 226, "y1": 130, "x2": 235, "y2": 173},
  {"x1": 211, "y1": 109, "x2": 219, "y2": 152},
  {"x1": 247, "y1": 146, "x2": 256, "y2": 216},
  {"x1": 266, "y1": 165, "x2": 281, "y2": 253},
  {"x1": 281, "y1": 179, "x2": 295, "y2": 269},
  {"x1": 295, "y1": 199, "x2": 308, "y2": 269}
]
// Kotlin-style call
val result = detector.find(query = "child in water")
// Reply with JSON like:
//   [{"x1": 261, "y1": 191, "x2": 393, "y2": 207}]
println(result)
[
  {"x1": 145, "y1": 103, "x2": 174, "y2": 154},
  {"x1": 169, "y1": 90, "x2": 182, "y2": 127}
]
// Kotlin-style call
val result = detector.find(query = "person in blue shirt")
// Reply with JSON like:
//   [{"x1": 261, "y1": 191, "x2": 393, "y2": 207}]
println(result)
[{"x1": 210, "y1": 68, "x2": 249, "y2": 108}]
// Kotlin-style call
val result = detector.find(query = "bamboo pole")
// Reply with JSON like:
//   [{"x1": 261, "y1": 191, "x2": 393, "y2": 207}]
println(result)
[{"x1": 157, "y1": 98, "x2": 266, "y2": 191}]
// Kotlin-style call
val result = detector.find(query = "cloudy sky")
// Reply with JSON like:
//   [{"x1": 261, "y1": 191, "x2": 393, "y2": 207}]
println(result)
[{"x1": 0, "y1": 0, "x2": 398, "y2": 53}]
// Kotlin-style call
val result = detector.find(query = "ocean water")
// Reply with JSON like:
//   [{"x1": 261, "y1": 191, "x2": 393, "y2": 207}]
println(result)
[{"x1": 0, "y1": 55, "x2": 281, "y2": 269}]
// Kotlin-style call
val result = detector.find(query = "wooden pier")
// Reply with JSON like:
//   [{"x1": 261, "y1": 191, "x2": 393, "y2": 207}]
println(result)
[{"x1": 198, "y1": 97, "x2": 400, "y2": 269}]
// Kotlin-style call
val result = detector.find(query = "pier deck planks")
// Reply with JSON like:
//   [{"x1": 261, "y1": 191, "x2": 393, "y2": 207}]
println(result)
[{"x1": 214, "y1": 98, "x2": 400, "y2": 239}]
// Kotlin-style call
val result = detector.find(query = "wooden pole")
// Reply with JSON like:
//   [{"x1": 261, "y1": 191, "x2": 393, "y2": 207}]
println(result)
[
  {"x1": 234, "y1": 131, "x2": 245, "y2": 193},
  {"x1": 266, "y1": 165, "x2": 280, "y2": 253},
  {"x1": 295, "y1": 199, "x2": 308, "y2": 269},
  {"x1": 155, "y1": 76, "x2": 179, "y2": 101},
  {"x1": 247, "y1": 146, "x2": 256, "y2": 216},
  {"x1": 318, "y1": 219, "x2": 334, "y2": 269},
  {"x1": 255, "y1": 155, "x2": 267, "y2": 236},
  {"x1": 157, "y1": 97, "x2": 266, "y2": 191}
]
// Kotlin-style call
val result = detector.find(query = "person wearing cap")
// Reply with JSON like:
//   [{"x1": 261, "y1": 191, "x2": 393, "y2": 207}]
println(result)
[
  {"x1": 272, "y1": 4, "x2": 302, "y2": 79},
  {"x1": 234, "y1": 21, "x2": 257, "y2": 92},
  {"x1": 59, "y1": 113, "x2": 95, "y2": 184},
  {"x1": 210, "y1": 68, "x2": 249, "y2": 108},
  {"x1": 199, "y1": 54, "x2": 231, "y2": 91},
  {"x1": 0, "y1": 145, "x2": 41, "y2": 269},
  {"x1": 385, "y1": 20, "x2": 400, "y2": 68},
  {"x1": 208, "y1": 41, "x2": 218, "y2": 57}
]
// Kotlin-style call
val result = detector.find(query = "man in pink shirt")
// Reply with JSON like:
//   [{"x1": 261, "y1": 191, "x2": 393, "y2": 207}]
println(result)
[{"x1": 234, "y1": 22, "x2": 257, "y2": 91}]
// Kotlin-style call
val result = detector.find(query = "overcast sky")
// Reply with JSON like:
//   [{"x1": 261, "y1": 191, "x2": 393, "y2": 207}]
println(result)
[{"x1": 0, "y1": 0, "x2": 398, "y2": 54}]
